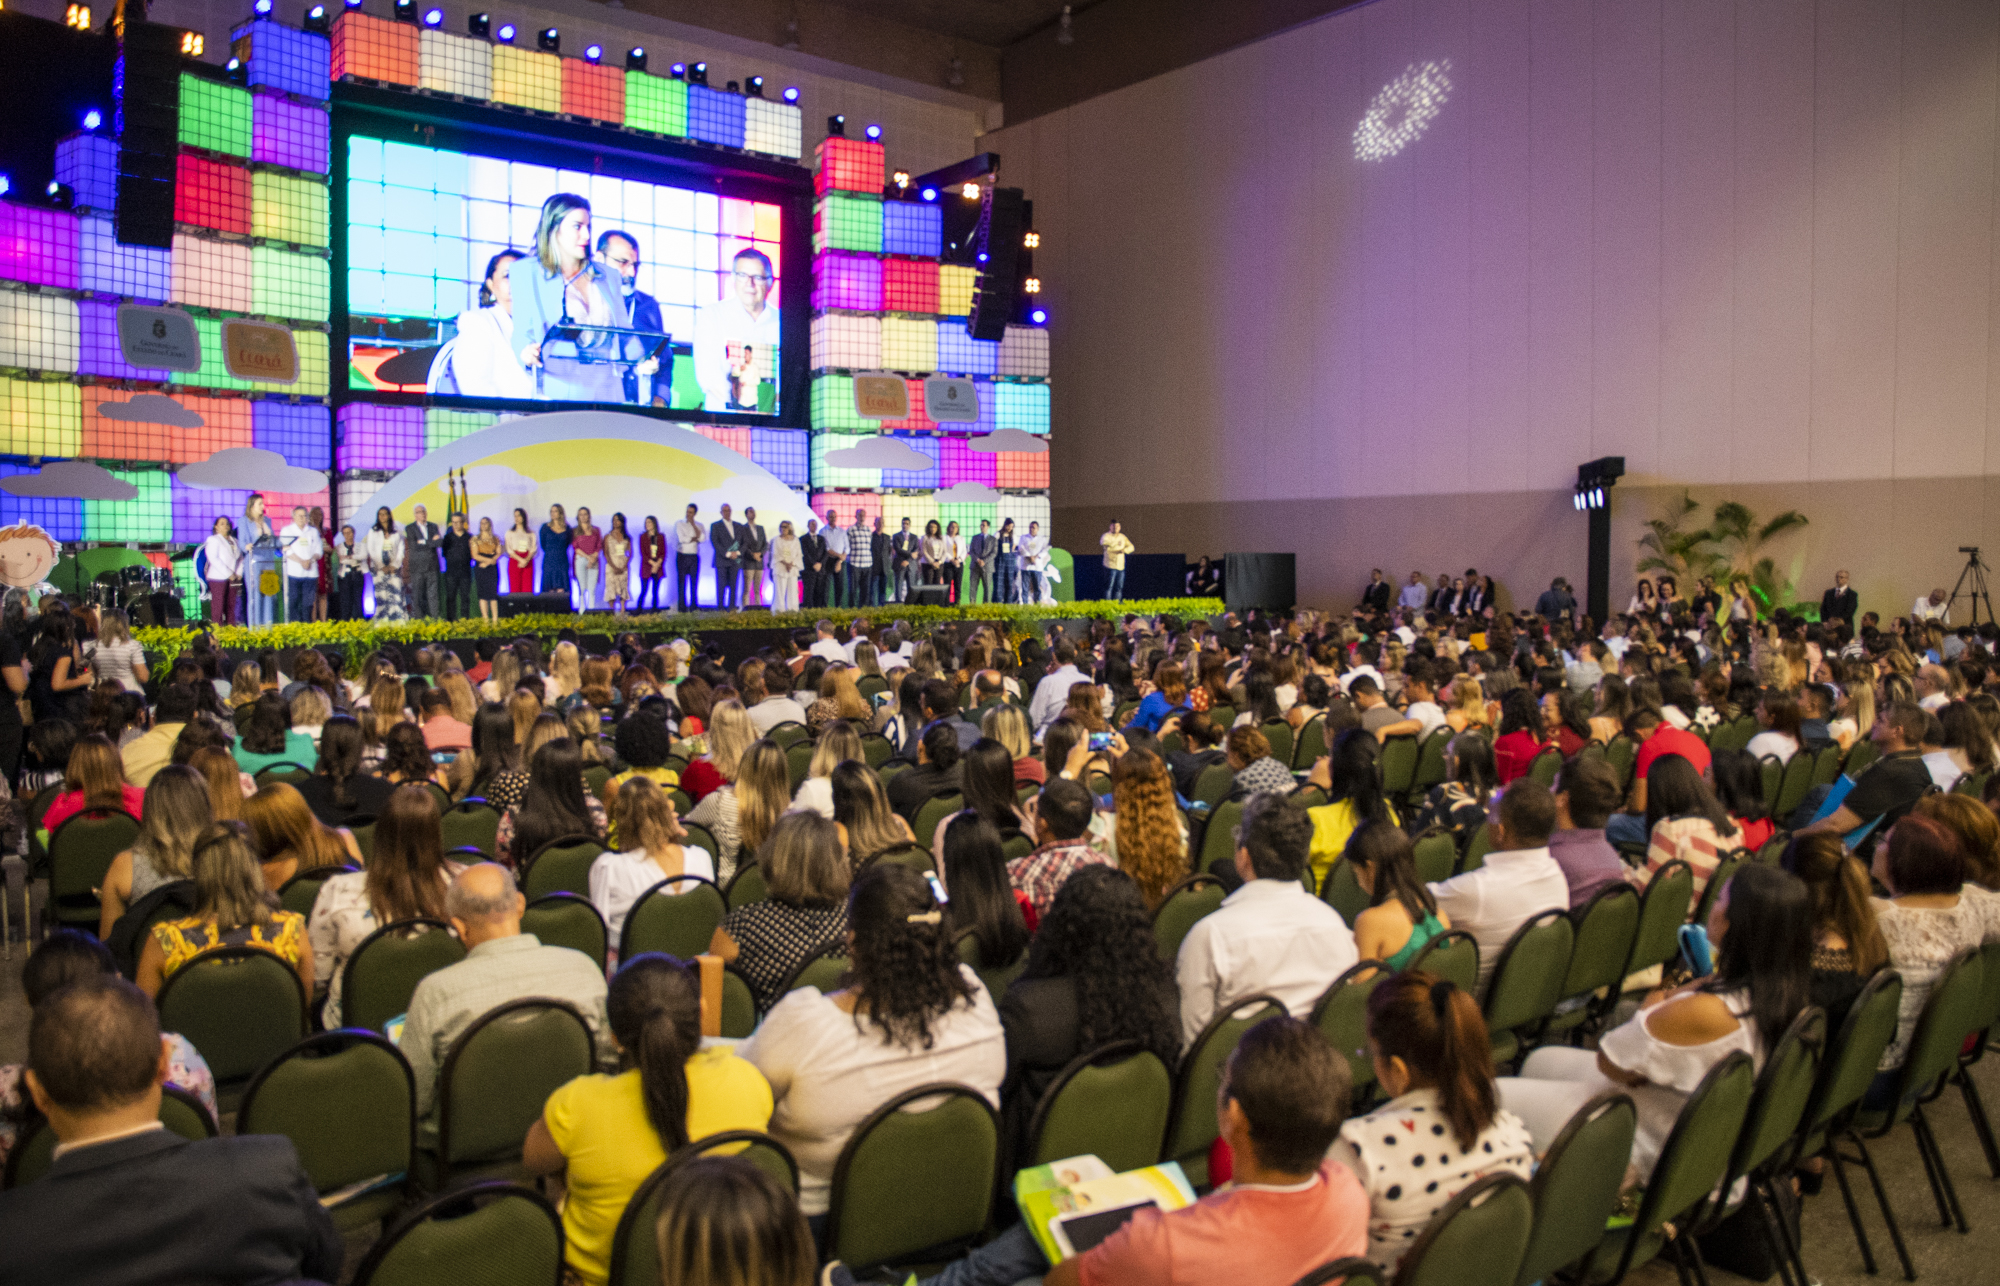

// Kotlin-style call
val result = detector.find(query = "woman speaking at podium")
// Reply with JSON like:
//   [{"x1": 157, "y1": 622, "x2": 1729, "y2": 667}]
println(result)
[{"x1": 508, "y1": 194, "x2": 659, "y2": 405}]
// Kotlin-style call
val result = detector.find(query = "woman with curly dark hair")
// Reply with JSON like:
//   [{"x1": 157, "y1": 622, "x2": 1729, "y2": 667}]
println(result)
[{"x1": 739, "y1": 861, "x2": 1004, "y2": 1220}]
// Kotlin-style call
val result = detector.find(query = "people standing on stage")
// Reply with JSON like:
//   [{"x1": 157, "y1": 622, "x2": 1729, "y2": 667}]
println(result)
[
  {"x1": 472, "y1": 516, "x2": 502, "y2": 622},
  {"x1": 890, "y1": 517, "x2": 918, "y2": 604},
  {"x1": 1100, "y1": 520, "x2": 1134, "y2": 602},
  {"x1": 571, "y1": 508, "x2": 603, "y2": 612},
  {"x1": 740, "y1": 507, "x2": 768, "y2": 608},
  {"x1": 846, "y1": 509, "x2": 875, "y2": 608},
  {"x1": 820, "y1": 507, "x2": 849, "y2": 607},
  {"x1": 597, "y1": 231, "x2": 664, "y2": 406},
  {"x1": 773, "y1": 520, "x2": 803, "y2": 612},
  {"x1": 242, "y1": 495, "x2": 279, "y2": 628},
  {"x1": 335, "y1": 525, "x2": 365, "y2": 620},
  {"x1": 919, "y1": 520, "x2": 947, "y2": 591},
  {"x1": 637, "y1": 515, "x2": 666, "y2": 612},
  {"x1": 801, "y1": 518, "x2": 825, "y2": 609},
  {"x1": 604, "y1": 513, "x2": 632, "y2": 614},
  {"x1": 509, "y1": 193, "x2": 656, "y2": 403},
  {"x1": 405, "y1": 505, "x2": 443, "y2": 618},
  {"x1": 505, "y1": 507, "x2": 536, "y2": 596},
  {"x1": 365, "y1": 506, "x2": 407, "y2": 623},
  {"x1": 942, "y1": 520, "x2": 965, "y2": 605},
  {"x1": 310, "y1": 506, "x2": 333, "y2": 621},
  {"x1": 449, "y1": 249, "x2": 534, "y2": 400},
  {"x1": 870, "y1": 516, "x2": 893, "y2": 607},
  {"x1": 280, "y1": 506, "x2": 324, "y2": 626},
  {"x1": 203, "y1": 516, "x2": 243, "y2": 626},
  {"x1": 1821, "y1": 570, "x2": 1858, "y2": 629},
  {"x1": 994, "y1": 518, "x2": 1017, "y2": 604},
  {"x1": 711, "y1": 504, "x2": 742, "y2": 610},
  {"x1": 968, "y1": 519, "x2": 997, "y2": 604},
  {"x1": 441, "y1": 511, "x2": 475, "y2": 621},
  {"x1": 1020, "y1": 521, "x2": 1048, "y2": 604},
  {"x1": 539, "y1": 504, "x2": 573, "y2": 604},
  {"x1": 675, "y1": 504, "x2": 704, "y2": 611}
]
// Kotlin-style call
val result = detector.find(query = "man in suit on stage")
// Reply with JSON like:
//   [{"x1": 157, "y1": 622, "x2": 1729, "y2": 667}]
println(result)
[
  {"x1": 871, "y1": 516, "x2": 894, "y2": 608},
  {"x1": 891, "y1": 518, "x2": 921, "y2": 604},
  {"x1": 710, "y1": 505, "x2": 741, "y2": 610},
  {"x1": 0, "y1": 976, "x2": 343, "y2": 1283},
  {"x1": 801, "y1": 518, "x2": 826, "y2": 609},
  {"x1": 1821, "y1": 570, "x2": 1858, "y2": 629},
  {"x1": 404, "y1": 504, "x2": 443, "y2": 618},
  {"x1": 969, "y1": 519, "x2": 999, "y2": 603}
]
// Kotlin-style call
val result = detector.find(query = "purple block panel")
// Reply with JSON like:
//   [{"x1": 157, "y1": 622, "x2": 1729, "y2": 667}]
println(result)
[
  {"x1": 0, "y1": 202, "x2": 80, "y2": 290},
  {"x1": 936, "y1": 327, "x2": 998, "y2": 377},
  {"x1": 335, "y1": 402, "x2": 425, "y2": 471},
  {"x1": 77, "y1": 298, "x2": 174, "y2": 380},
  {"x1": 55, "y1": 135, "x2": 119, "y2": 212},
  {"x1": 880, "y1": 434, "x2": 940, "y2": 489},
  {"x1": 811, "y1": 251, "x2": 881, "y2": 313},
  {"x1": 173, "y1": 479, "x2": 254, "y2": 545},
  {"x1": 938, "y1": 436, "x2": 995, "y2": 488},
  {"x1": 254, "y1": 400, "x2": 332, "y2": 471},
  {"x1": 252, "y1": 95, "x2": 331, "y2": 174},
  {"x1": 79, "y1": 217, "x2": 171, "y2": 301}
]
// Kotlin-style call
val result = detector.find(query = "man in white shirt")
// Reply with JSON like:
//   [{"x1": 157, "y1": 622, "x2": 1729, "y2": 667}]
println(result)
[
  {"x1": 1426, "y1": 780, "x2": 1571, "y2": 993},
  {"x1": 1914, "y1": 665, "x2": 1952, "y2": 713},
  {"x1": 1397, "y1": 573, "x2": 1429, "y2": 612},
  {"x1": 1177, "y1": 795, "x2": 1358, "y2": 1047},
  {"x1": 673, "y1": 503, "x2": 704, "y2": 611},
  {"x1": 691, "y1": 248, "x2": 780, "y2": 413},
  {"x1": 819, "y1": 509, "x2": 850, "y2": 607},
  {"x1": 1912, "y1": 588, "x2": 1949, "y2": 624},
  {"x1": 808, "y1": 619, "x2": 847, "y2": 663},
  {"x1": 1338, "y1": 641, "x2": 1385, "y2": 695},
  {"x1": 279, "y1": 507, "x2": 322, "y2": 626},
  {"x1": 1399, "y1": 662, "x2": 1449, "y2": 741},
  {"x1": 1027, "y1": 639, "x2": 1087, "y2": 735},
  {"x1": 1018, "y1": 522, "x2": 1049, "y2": 604}
]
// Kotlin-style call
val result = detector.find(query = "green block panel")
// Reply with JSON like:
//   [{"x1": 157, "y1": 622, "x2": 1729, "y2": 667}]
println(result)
[
  {"x1": 809, "y1": 374, "x2": 872, "y2": 431},
  {"x1": 809, "y1": 432, "x2": 881, "y2": 490},
  {"x1": 179, "y1": 74, "x2": 253, "y2": 157},
  {"x1": 251, "y1": 246, "x2": 332, "y2": 322},
  {"x1": 813, "y1": 194, "x2": 882, "y2": 255},
  {"x1": 425, "y1": 407, "x2": 497, "y2": 449},
  {"x1": 624, "y1": 71, "x2": 687, "y2": 137},
  {"x1": 253, "y1": 171, "x2": 331, "y2": 249},
  {"x1": 85, "y1": 468, "x2": 173, "y2": 542},
  {"x1": 938, "y1": 501, "x2": 998, "y2": 533}
]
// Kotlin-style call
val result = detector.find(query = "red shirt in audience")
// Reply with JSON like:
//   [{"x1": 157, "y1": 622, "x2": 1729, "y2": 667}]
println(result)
[
  {"x1": 43, "y1": 783, "x2": 146, "y2": 832},
  {"x1": 1491, "y1": 730, "x2": 1547, "y2": 785},
  {"x1": 1078, "y1": 1162, "x2": 1369, "y2": 1286},
  {"x1": 1635, "y1": 725, "x2": 1710, "y2": 781},
  {"x1": 679, "y1": 758, "x2": 726, "y2": 804}
]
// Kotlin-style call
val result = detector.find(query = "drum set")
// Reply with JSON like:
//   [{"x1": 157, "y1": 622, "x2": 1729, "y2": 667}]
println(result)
[{"x1": 89, "y1": 564, "x2": 182, "y2": 626}]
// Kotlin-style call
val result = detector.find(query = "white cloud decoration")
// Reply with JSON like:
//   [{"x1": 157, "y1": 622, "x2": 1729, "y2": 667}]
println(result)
[
  {"x1": 1354, "y1": 59, "x2": 1453, "y2": 162},
  {"x1": 0, "y1": 460, "x2": 139, "y2": 500},
  {"x1": 937, "y1": 480, "x2": 1002, "y2": 503},
  {"x1": 179, "y1": 447, "x2": 328, "y2": 493},
  {"x1": 966, "y1": 428, "x2": 1047, "y2": 455},
  {"x1": 822, "y1": 436, "x2": 933, "y2": 471},
  {"x1": 98, "y1": 393, "x2": 205, "y2": 427}
]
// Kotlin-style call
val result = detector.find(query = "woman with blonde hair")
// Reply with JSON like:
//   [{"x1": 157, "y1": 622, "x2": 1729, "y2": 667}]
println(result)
[
  {"x1": 480, "y1": 649, "x2": 523, "y2": 704},
  {"x1": 1063, "y1": 682, "x2": 1111, "y2": 734},
  {"x1": 829, "y1": 761, "x2": 914, "y2": 868},
  {"x1": 1829, "y1": 665, "x2": 1877, "y2": 752},
  {"x1": 243, "y1": 781, "x2": 359, "y2": 890},
  {"x1": 90, "y1": 608, "x2": 148, "y2": 693},
  {"x1": 1444, "y1": 675, "x2": 1494, "y2": 735},
  {"x1": 709, "y1": 811, "x2": 852, "y2": 1012},
  {"x1": 852, "y1": 640, "x2": 882, "y2": 679},
  {"x1": 552, "y1": 640, "x2": 582, "y2": 699},
  {"x1": 1914, "y1": 791, "x2": 2000, "y2": 891},
  {"x1": 43, "y1": 733, "x2": 143, "y2": 831},
  {"x1": 308, "y1": 784, "x2": 459, "y2": 1025},
  {"x1": 808, "y1": 667, "x2": 872, "y2": 735},
  {"x1": 138, "y1": 820, "x2": 312, "y2": 998},
  {"x1": 1108, "y1": 749, "x2": 1187, "y2": 908},
  {"x1": 96, "y1": 766, "x2": 215, "y2": 936},
  {"x1": 228, "y1": 661, "x2": 263, "y2": 711},
  {"x1": 190, "y1": 745, "x2": 247, "y2": 822},
  {"x1": 981, "y1": 703, "x2": 1044, "y2": 787},
  {"x1": 288, "y1": 687, "x2": 332, "y2": 747},
  {"x1": 436, "y1": 671, "x2": 479, "y2": 726},
  {"x1": 686, "y1": 738, "x2": 788, "y2": 884},
  {"x1": 591, "y1": 777, "x2": 717, "y2": 941},
  {"x1": 679, "y1": 699, "x2": 754, "y2": 805},
  {"x1": 792, "y1": 721, "x2": 862, "y2": 819}
]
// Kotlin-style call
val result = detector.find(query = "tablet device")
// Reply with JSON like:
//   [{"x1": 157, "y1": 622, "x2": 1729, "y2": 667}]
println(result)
[{"x1": 1049, "y1": 1199, "x2": 1158, "y2": 1257}]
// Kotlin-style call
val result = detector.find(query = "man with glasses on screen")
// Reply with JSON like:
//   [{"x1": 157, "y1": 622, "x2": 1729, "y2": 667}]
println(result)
[
  {"x1": 693, "y1": 247, "x2": 781, "y2": 413},
  {"x1": 596, "y1": 230, "x2": 664, "y2": 406}
]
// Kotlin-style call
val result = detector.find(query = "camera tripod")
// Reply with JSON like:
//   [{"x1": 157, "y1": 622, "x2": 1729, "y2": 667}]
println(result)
[{"x1": 1951, "y1": 546, "x2": 1994, "y2": 627}]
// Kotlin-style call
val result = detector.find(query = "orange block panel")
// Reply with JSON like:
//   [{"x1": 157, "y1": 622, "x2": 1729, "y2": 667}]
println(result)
[
  {"x1": 332, "y1": 12, "x2": 419, "y2": 87},
  {"x1": 83, "y1": 388, "x2": 253, "y2": 463},
  {"x1": 560, "y1": 59, "x2": 624, "y2": 123}
]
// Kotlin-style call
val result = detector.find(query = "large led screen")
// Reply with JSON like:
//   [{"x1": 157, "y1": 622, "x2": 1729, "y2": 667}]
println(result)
[{"x1": 344, "y1": 135, "x2": 787, "y2": 417}]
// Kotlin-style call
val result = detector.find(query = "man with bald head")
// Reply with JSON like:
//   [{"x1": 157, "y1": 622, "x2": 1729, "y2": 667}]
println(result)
[{"x1": 397, "y1": 864, "x2": 613, "y2": 1126}]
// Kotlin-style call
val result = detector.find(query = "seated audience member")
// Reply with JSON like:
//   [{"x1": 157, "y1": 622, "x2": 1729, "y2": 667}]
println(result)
[
  {"x1": 1304, "y1": 729, "x2": 1397, "y2": 893},
  {"x1": 1914, "y1": 791, "x2": 2000, "y2": 899},
  {"x1": 1177, "y1": 794, "x2": 1358, "y2": 1047},
  {"x1": 1631, "y1": 753, "x2": 1743, "y2": 916},
  {"x1": 1785, "y1": 833, "x2": 1888, "y2": 1031},
  {"x1": 121, "y1": 682, "x2": 201, "y2": 788},
  {"x1": 293, "y1": 715, "x2": 396, "y2": 826},
  {"x1": 1605, "y1": 707, "x2": 1712, "y2": 847},
  {"x1": 400, "y1": 863, "x2": 614, "y2": 1124},
  {"x1": 1345, "y1": 819, "x2": 1451, "y2": 968},
  {"x1": 886, "y1": 721, "x2": 965, "y2": 825},
  {"x1": 652, "y1": 1155, "x2": 847, "y2": 1286},
  {"x1": 1868, "y1": 815, "x2": 1992, "y2": 1098},
  {"x1": 95, "y1": 766, "x2": 213, "y2": 937},
  {"x1": 1007, "y1": 777, "x2": 1115, "y2": 921},
  {"x1": 1745, "y1": 692, "x2": 1804, "y2": 765},
  {"x1": 1165, "y1": 711, "x2": 1228, "y2": 799},
  {"x1": 1125, "y1": 661, "x2": 1192, "y2": 734},
  {"x1": 1101, "y1": 748, "x2": 1189, "y2": 907},
  {"x1": 1547, "y1": 757, "x2": 1628, "y2": 909},
  {"x1": 1799, "y1": 704, "x2": 1942, "y2": 848},
  {"x1": 243, "y1": 780, "x2": 361, "y2": 891},
  {"x1": 1224, "y1": 724, "x2": 1295, "y2": 799},
  {"x1": 497, "y1": 739, "x2": 609, "y2": 870},
  {"x1": 0, "y1": 976, "x2": 340, "y2": 1283},
  {"x1": 605, "y1": 709, "x2": 679, "y2": 796},
  {"x1": 709, "y1": 812, "x2": 852, "y2": 1013},
  {"x1": 590, "y1": 777, "x2": 715, "y2": 944},
  {"x1": 1709, "y1": 748, "x2": 1776, "y2": 855},
  {"x1": 685, "y1": 738, "x2": 788, "y2": 885},
  {"x1": 137, "y1": 821, "x2": 312, "y2": 998},
  {"x1": 941, "y1": 813, "x2": 1032, "y2": 967},
  {"x1": 1398, "y1": 662, "x2": 1450, "y2": 741},
  {"x1": 417, "y1": 688, "x2": 472, "y2": 753},
  {"x1": 741, "y1": 862, "x2": 1005, "y2": 1220},
  {"x1": 231, "y1": 692, "x2": 318, "y2": 775},
  {"x1": 42, "y1": 733, "x2": 144, "y2": 833},
  {"x1": 1411, "y1": 732, "x2": 1499, "y2": 840},
  {"x1": 1488, "y1": 690, "x2": 1550, "y2": 785},
  {"x1": 982, "y1": 702, "x2": 1046, "y2": 787},
  {"x1": 829, "y1": 760, "x2": 917, "y2": 869},
  {"x1": 190, "y1": 745, "x2": 248, "y2": 821},
  {"x1": 308, "y1": 785, "x2": 460, "y2": 1027},
  {"x1": 790, "y1": 720, "x2": 862, "y2": 819},
  {"x1": 1426, "y1": 780, "x2": 1570, "y2": 992},
  {"x1": 1335, "y1": 973, "x2": 1535, "y2": 1271},
  {"x1": 0, "y1": 931, "x2": 216, "y2": 1171},
  {"x1": 919, "y1": 1016, "x2": 1368, "y2": 1286},
  {"x1": 380, "y1": 720, "x2": 447, "y2": 789},
  {"x1": 523, "y1": 954, "x2": 773, "y2": 1286},
  {"x1": 1501, "y1": 863, "x2": 1811, "y2": 1181}
]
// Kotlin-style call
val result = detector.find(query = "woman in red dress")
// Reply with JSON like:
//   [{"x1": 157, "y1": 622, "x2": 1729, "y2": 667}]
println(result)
[
  {"x1": 505, "y1": 507, "x2": 536, "y2": 595},
  {"x1": 638, "y1": 514, "x2": 667, "y2": 611}
]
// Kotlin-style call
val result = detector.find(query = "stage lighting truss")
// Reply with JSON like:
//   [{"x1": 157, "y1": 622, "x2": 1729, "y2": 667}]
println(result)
[{"x1": 1353, "y1": 58, "x2": 1452, "y2": 162}]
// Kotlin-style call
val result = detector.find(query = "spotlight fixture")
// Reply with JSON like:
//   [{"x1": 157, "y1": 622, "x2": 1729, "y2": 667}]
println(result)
[
  {"x1": 826, "y1": 113, "x2": 845, "y2": 137},
  {"x1": 224, "y1": 56, "x2": 248, "y2": 81},
  {"x1": 919, "y1": 186, "x2": 938, "y2": 202},
  {"x1": 891, "y1": 170, "x2": 910, "y2": 189},
  {"x1": 624, "y1": 45, "x2": 645, "y2": 70},
  {"x1": 584, "y1": 43, "x2": 601, "y2": 62},
  {"x1": 1056, "y1": 3, "x2": 1073, "y2": 44},
  {"x1": 864, "y1": 123, "x2": 882, "y2": 141},
  {"x1": 304, "y1": 4, "x2": 329, "y2": 31},
  {"x1": 536, "y1": 25, "x2": 558, "y2": 50},
  {"x1": 0, "y1": 176, "x2": 9, "y2": 198},
  {"x1": 422, "y1": 8, "x2": 443, "y2": 26},
  {"x1": 960, "y1": 182, "x2": 979, "y2": 200},
  {"x1": 46, "y1": 181, "x2": 75, "y2": 210},
  {"x1": 494, "y1": 21, "x2": 514, "y2": 40},
  {"x1": 1029, "y1": 307, "x2": 1047, "y2": 325},
  {"x1": 782, "y1": 86, "x2": 799, "y2": 104},
  {"x1": 1023, "y1": 277, "x2": 1041, "y2": 294},
  {"x1": 253, "y1": 0, "x2": 272, "y2": 14},
  {"x1": 344, "y1": 0, "x2": 364, "y2": 9},
  {"x1": 467, "y1": 10, "x2": 487, "y2": 35},
  {"x1": 725, "y1": 80, "x2": 738, "y2": 92},
  {"x1": 392, "y1": 0, "x2": 415, "y2": 23},
  {"x1": 1023, "y1": 230, "x2": 1040, "y2": 248},
  {"x1": 64, "y1": 3, "x2": 91, "y2": 29},
  {"x1": 746, "y1": 75, "x2": 763, "y2": 96},
  {"x1": 688, "y1": 61, "x2": 707, "y2": 84},
  {"x1": 181, "y1": 29, "x2": 204, "y2": 53},
  {"x1": 668, "y1": 62, "x2": 685, "y2": 78},
  {"x1": 1572, "y1": 454, "x2": 1627, "y2": 622},
  {"x1": 82, "y1": 108, "x2": 103, "y2": 131}
]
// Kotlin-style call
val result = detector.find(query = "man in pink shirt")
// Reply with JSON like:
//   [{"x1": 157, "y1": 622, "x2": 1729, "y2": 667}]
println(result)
[{"x1": 911, "y1": 1017, "x2": 1370, "y2": 1286}]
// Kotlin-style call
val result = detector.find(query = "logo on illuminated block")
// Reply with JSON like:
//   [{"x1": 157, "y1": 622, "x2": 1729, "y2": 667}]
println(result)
[
  {"x1": 223, "y1": 321, "x2": 299, "y2": 384},
  {"x1": 116, "y1": 305, "x2": 201, "y2": 372},
  {"x1": 853, "y1": 374, "x2": 910, "y2": 419},
  {"x1": 923, "y1": 377, "x2": 978, "y2": 423}
]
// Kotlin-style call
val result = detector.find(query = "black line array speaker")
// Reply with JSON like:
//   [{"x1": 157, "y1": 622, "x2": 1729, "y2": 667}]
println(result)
[
  {"x1": 907, "y1": 585, "x2": 951, "y2": 607},
  {"x1": 115, "y1": 21, "x2": 181, "y2": 249},
  {"x1": 500, "y1": 591, "x2": 572, "y2": 617},
  {"x1": 966, "y1": 186, "x2": 1025, "y2": 341},
  {"x1": 1224, "y1": 553, "x2": 1296, "y2": 614}
]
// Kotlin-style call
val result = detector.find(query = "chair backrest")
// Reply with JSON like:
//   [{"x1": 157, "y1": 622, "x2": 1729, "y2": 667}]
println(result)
[
  {"x1": 608, "y1": 1132, "x2": 801, "y2": 1286},
  {"x1": 1394, "y1": 1171, "x2": 1534, "y2": 1286},
  {"x1": 1411, "y1": 727, "x2": 1453, "y2": 795},
  {"x1": 823, "y1": 1083, "x2": 998, "y2": 1272},
  {"x1": 1843, "y1": 739, "x2": 1880, "y2": 775},
  {"x1": 439, "y1": 999, "x2": 597, "y2": 1167},
  {"x1": 255, "y1": 763, "x2": 313, "y2": 787},
  {"x1": 1810, "y1": 744, "x2": 1845, "y2": 788},
  {"x1": 768, "y1": 721, "x2": 811, "y2": 748},
  {"x1": 1974, "y1": 939, "x2": 2000, "y2": 1043},
  {"x1": 863, "y1": 842, "x2": 937, "y2": 875},
  {"x1": 584, "y1": 763, "x2": 614, "y2": 804},
  {"x1": 352, "y1": 1181, "x2": 564, "y2": 1286},
  {"x1": 723, "y1": 860, "x2": 769, "y2": 910},
  {"x1": 1320, "y1": 855, "x2": 1370, "y2": 924},
  {"x1": 911, "y1": 793, "x2": 966, "y2": 845},
  {"x1": 1758, "y1": 755, "x2": 1784, "y2": 811},
  {"x1": 1603, "y1": 736, "x2": 1637, "y2": 791},
  {"x1": 47, "y1": 809, "x2": 142, "y2": 924},
  {"x1": 1311, "y1": 960, "x2": 1389, "y2": 1096},
  {"x1": 5, "y1": 1084, "x2": 216, "y2": 1189},
  {"x1": 521, "y1": 893, "x2": 608, "y2": 972},
  {"x1": 719, "y1": 965, "x2": 758, "y2": 1038},
  {"x1": 1625, "y1": 859, "x2": 1693, "y2": 977},
  {"x1": 522, "y1": 834, "x2": 607, "y2": 899},
  {"x1": 1482, "y1": 910, "x2": 1575, "y2": 1039},
  {"x1": 1515, "y1": 1092, "x2": 1638, "y2": 1286},
  {"x1": 999, "y1": 829, "x2": 1033, "y2": 862},
  {"x1": 1879, "y1": 948, "x2": 1986, "y2": 1118},
  {"x1": 1259, "y1": 719, "x2": 1294, "y2": 767},
  {"x1": 782, "y1": 946, "x2": 850, "y2": 997},
  {"x1": 617, "y1": 875, "x2": 726, "y2": 961},
  {"x1": 860, "y1": 731, "x2": 894, "y2": 766},
  {"x1": 1690, "y1": 854, "x2": 1742, "y2": 929},
  {"x1": 1151, "y1": 874, "x2": 1226, "y2": 960},
  {"x1": 1800, "y1": 968, "x2": 1904, "y2": 1141},
  {"x1": 1459, "y1": 822, "x2": 1496, "y2": 873},
  {"x1": 1560, "y1": 882, "x2": 1640, "y2": 1004},
  {"x1": 1412, "y1": 829, "x2": 1457, "y2": 884},
  {"x1": 1163, "y1": 993, "x2": 1284, "y2": 1185},
  {"x1": 1527, "y1": 746, "x2": 1563, "y2": 787},
  {"x1": 439, "y1": 802, "x2": 502, "y2": 857},
  {"x1": 342, "y1": 918, "x2": 467, "y2": 1034},
  {"x1": 1774, "y1": 753, "x2": 1818, "y2": 818},
  {"x1": 785, "y1": 741, "x2": 815, "y2": 789},
  {"x1": 1296, "y1": 1261, "x2": 1384, "y2": 1286},
  {"x1": 1025, "y1": 1039, "x2": 1174, "y2": 1172},
  {"x1": 1408, "y1": 931, "x2": 1479, "y2": 994},
  {"x1": 279, "y1": 863, "x2": 358, "y2": 918},
  {"x1": 1378, "y1": 734, "x2": 1419, "y2": 798},
  {"x1": 1192, "y1": 761, "x2": 1236, "y2": 808},
  {"x1": 237, "y1": 1030, "x2": 415, "y2": 1199},
  {"x1": 1725, "y1": 1006, "x2": 1824, "y2": 1187},
  {"x1": 1611, "y1": 1052, "x2": 1756, "y2": 1283},
  {"x1": 155, "y1": 945, "x2": 308, "y2": 1083},
  {"x1": 349, "y1": 819, "x2": 378, "y2": 862},
  {"x1": 1292, "y1": 714, "x2": 1329, "y2": 769},
  {"x1": 1198, "y1": 798, "x2": 1247, "y2": 871}
]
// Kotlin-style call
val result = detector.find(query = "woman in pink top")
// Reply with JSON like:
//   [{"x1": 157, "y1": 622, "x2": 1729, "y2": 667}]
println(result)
[
  {"x1": 571, "y1": 507, "x2": 603, "y2": 612},
  {"x1": 43, "y1": 734, "x2": 145, "y2": 833}
]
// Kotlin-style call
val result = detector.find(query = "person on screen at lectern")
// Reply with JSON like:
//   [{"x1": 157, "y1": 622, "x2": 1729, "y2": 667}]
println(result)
[
  {"x1": 446, "y1": 249, "x2": 534, "y2": 401},
  {"x1": 693, "y1": 247, "x2": 781, "y2": 414},
  {"x1": 507, "y1": 193, "x2": 658, "y2": 404},
  {"x1": 597, "y1": 230, "x2": 665, "y2": 406}
]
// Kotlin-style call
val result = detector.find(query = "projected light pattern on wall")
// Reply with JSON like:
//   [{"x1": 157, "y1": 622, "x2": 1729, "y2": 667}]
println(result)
[{"x1": 1354, "y1": 59, "x2": 1452, "y2": 162}]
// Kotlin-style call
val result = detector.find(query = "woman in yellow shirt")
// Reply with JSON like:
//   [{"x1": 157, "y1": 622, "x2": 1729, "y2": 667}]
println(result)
[
  {"x1": 523, "y1": 954, "x2": 773, "y2": 1286},
  {"x1": 1304, "y1": 729, "x2": 1398, "y2": 894}
]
